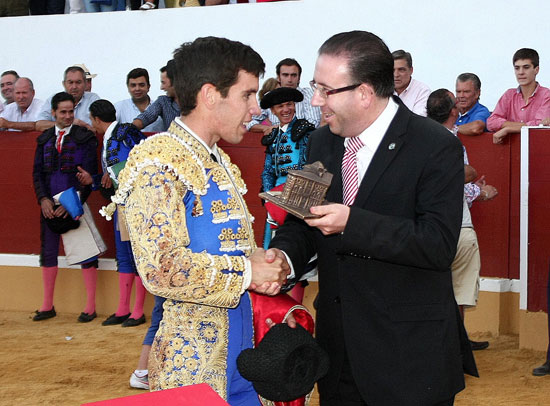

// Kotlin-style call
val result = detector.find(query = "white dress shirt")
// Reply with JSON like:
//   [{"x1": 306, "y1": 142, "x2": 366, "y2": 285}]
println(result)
[{"x1": 0, "y1": 98, "x2": 44, "y2": 131}]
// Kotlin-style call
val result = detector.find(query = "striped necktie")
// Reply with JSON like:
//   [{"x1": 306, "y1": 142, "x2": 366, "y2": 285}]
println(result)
[{"x1": 342, "y1": 136, "x2": 364, "y2": 206}]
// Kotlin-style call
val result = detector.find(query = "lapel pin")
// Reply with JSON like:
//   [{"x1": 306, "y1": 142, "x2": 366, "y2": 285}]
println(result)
[{"x1": 388, "y1": 143, "x2": 396, "y2": 150}]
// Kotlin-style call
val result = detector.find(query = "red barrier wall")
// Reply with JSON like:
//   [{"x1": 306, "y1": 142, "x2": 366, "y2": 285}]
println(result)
[
  {"x1": 0, "y1": 131, "x2": 266, "y2": 257},
  {"x1": 525, "y1": 129, "x2": 550, "y2": 311},
  {"x1": 1, "y1": 129, "x2": 547, "y2": 311}
]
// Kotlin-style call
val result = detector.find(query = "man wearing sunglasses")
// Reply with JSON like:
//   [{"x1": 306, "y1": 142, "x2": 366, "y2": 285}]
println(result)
[{"x1": 268, "y1": 31, "x2": 476, "y2": 406}]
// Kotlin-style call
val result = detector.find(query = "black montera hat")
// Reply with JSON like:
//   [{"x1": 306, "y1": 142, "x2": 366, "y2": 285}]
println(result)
[
  {"x1": 260, "y1": 87, "x2": 304, "y2": 109},
  {"x1": 237, "y1": 323, "x2": 329, "y2": 402},
  {"x1": 45, "y1": 206, "x2": 80, "y2": 234}
]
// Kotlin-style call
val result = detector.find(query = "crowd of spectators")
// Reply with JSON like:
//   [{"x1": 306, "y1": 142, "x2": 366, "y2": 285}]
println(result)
[{"x1": 1, "y1": 0, "x2": 289, "y2": 16}]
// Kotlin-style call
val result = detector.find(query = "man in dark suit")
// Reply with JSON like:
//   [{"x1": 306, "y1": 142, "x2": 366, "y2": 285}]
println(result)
[
  {"x1": 269, "y1": 31, "x2": 473, "y2": 406},
  {"x1": 32, "y1": 91, "x2": 99, "y2": 323}
]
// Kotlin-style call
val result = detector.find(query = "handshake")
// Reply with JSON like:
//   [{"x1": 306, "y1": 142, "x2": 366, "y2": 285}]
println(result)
[{"x1": 248, "y1": 248, "x2": 291, "y2": 296}]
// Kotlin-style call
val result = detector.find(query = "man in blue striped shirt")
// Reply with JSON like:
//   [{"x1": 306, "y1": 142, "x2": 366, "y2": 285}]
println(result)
[{"x1": 132, "y1": 65, "x2": 180, "y2": 132}]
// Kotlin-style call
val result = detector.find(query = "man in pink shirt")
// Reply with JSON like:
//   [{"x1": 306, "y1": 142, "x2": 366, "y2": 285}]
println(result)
[
  {"x1": 392, "y1": 49, "x2": 431, "y2": 116},
  {"x1": 487, "y1": 48, "x2": 550, "y2": 144}
]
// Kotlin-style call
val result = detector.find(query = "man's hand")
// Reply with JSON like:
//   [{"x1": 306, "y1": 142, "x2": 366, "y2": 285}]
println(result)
[
  {"x1": 248, "y1": 248, "x2": 290, "y2": 296},
  {"x1": 40, "y1": 198, "x2": 55, "y2": 219},
  {"x1": 305, "y1": 204, "x2": 350, "y2": 235},
  {"x1": 76, "y1": 166, "x2": 93, "y2": 186},
  {"x1": 53, "y1": 205, "x2": 68, "y2": 218},
  {"x1": 101, "y1": 172, "x2": 112, "y2": 189},
  {"x1": 0, "y1": 117, "x2": 7, "y2": 129},
  {"x1": 493, "y1": 127, "x2": 510, "y2": 144},
  {"x1": 73, "y1": 119, "x2": 94, "y2": 132},
  {"x1": 266, "y1": 312, "x2": 297, "y2": 329}
]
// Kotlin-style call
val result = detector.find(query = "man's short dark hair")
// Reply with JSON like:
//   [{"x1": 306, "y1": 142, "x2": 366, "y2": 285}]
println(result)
[
  {"x1": 172, "y1": 36, "x2": 265, "y2": 116},
  {"x1": 1, "y1": 70, "x2": 19, "y2": 79},
  {"x1": 319, "y1": 31, "x2": 394, "y2": 98},
  {"x1": 63, "y1": 66, "x2": 86, "y2": 82},
  {"x1": 51, "y1": 92, "x2": 75, "y2": 111},
  {"x1": 89, "y1": 99, "x2": 116, "y2": 123},
  {"x1": 391, "y1": 50, "x2": 413, "y2": 68},
  {"x1": 456, "y1": 73, "x2": 481, "y2": 91},
  {"x1": 513, "y1": 48, "x2": 539, "y2": 68},
  {"x1": 276, "y1": 58, "x2": 302, "y2": 77},
  {"x1": 127, "y1": 68, "x2": 150, "y2": 86},
  {"x1": 426, "y1": 89, "x2": 455, "y2": 124}
]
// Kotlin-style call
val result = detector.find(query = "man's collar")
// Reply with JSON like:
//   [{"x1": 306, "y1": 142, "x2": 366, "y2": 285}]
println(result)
[
  {"x1": 55, "y1": 124, "x2": 72, "y2": 134},
  {"x1": 174, "y1": 117, "x2": 218, "y2": 158},
  {"x1": 349, "y1": 97, "x2": 398, "y2": 150},
  {"x1": 458, "y1": 101, "x2": 479, "y2": 118},
  {"x1": 516, "y1": 82, "x2": 540, "y2": 98},
  {"x1": 104, "y1": 121, "x2": 118, "y2": 139}
]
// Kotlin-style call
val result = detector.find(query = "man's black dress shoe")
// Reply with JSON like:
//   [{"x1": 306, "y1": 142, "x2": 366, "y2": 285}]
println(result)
[
  {"x1": 533, "y1": 360, "x2": 550, "y2": 376},
  {"x1": 469, "y1": 340, "x2": 489, "y2": 351},
  {"x1": 121, "y1": 314, "x2": 146, "y2": 327},
  {"x1": 33, "y1": 307, "x2": 56, "y2": 321},
  {"x1": 102, "y1": 313, "x2": 130, "y2": 326},
  {"x1": 78, "y1": 311, "x2": 97, "y2": 323}
]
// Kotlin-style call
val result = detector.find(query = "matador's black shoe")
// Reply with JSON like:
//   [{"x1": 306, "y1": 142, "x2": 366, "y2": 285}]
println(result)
[
  {"x1": 533, "y1": 360, "x2": 550, "y2": 376},
  {"x1": 33, "y1": 307, "x2": 56, "y2": 321},
  {"x1": 102, "y1": 313, "x2": 130, "y2": 326},
  {"x1": 121, "y1": 315, "x2": 146, "y2": 327},
  {"x1": 78, "y1": 311, "x2": 97, "y2": 323}
]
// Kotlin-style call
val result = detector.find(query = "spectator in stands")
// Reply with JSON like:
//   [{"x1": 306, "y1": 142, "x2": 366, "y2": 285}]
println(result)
[
  {"x1": 72, "y1": 64, "x2": 96, "y2": 92},
  {"x1": 132, "y1": 64, "x2": 180, "y2": 131},
  {"x1": 36, "y1": 66, "x2": 100, "y2": 132},
  {"x1": 0, "y1": 0, "x2": 28, "y2": 16},
  {"x1": 488, "y1": 48, "x2": 550, "y2": 144},
  {"x1": 115, "y1": 68, "x2": 163, "y2": 132},
  {"x1": 83, "y1": 0, "x2": 116, "y2": 12},
  {"x1": 427, "y1": 89, "x2": 498, "y2": 352},
  {"x1": 455, "y1": 73, "x2": 490, "y2": 136},
  {"x1": 392, "y1": 49, "x2": 430, "y2": 116},
  {"x1": 29, "y1": 0, "x2": 65, "y2": 14},
  {"x1": 131, "y1": 0, "x2": 158, "y2": 9},
  {"x1": 247, "y1": 58, "x2": 321, "y2": 134},
  {"x1": 258, "y1": 77, "x2": 279, "y2": 100},
  {"x1": 1, "y1": 70, "x2": 19, "y2": 106},
  {"x1": 67, "y1": 0, "x2": 85, "y2": 13},
  {"x1": 32, "y1": 92, "x2": 99, "y2": 323},
  {"x1": 0, "y1": 78, "x2": 44, "y2": 131}
]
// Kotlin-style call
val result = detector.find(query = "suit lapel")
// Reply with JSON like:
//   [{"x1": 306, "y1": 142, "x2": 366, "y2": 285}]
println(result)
[
  {"x1": 323, "y1": 132, "x2": 345, "y2": 204},
  {"x1": 353, "y1": 101, "x2": 410, "y2": 207}
]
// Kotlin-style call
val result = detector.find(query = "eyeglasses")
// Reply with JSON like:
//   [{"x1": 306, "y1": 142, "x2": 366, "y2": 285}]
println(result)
[{"x1": 309, "y1": 80, "x2": 361, "y2": 98}]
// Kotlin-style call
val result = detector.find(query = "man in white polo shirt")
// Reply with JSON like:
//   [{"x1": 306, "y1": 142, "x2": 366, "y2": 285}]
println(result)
[
  {"x1": 115, "y1": 68, "x2": 163, "y2": 133},
  {"x1": 0, "y1": 77, "x2": 44, "y2": 131}
]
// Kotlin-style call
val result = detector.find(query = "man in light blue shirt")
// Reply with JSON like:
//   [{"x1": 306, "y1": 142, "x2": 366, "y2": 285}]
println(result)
[
  {"x1": 115, "y1": 68, "x2": 163, "y2": 133},
  {"x1": 36, "y1": 66, "x2": 100, "y2": 132}
]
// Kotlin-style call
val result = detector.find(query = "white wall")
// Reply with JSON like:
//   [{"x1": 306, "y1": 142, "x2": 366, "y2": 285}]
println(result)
[{"x1": 2, "y1": 0, "x2": 550, "y2": 110}]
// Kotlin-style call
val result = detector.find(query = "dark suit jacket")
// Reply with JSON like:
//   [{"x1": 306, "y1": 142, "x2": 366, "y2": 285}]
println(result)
[{"x1": 271, "y1": 99, "x2": 471, "y2": 405}]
